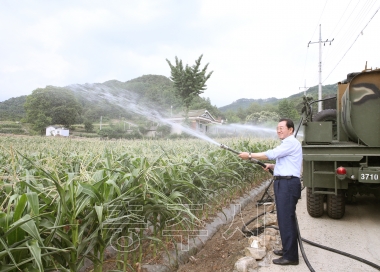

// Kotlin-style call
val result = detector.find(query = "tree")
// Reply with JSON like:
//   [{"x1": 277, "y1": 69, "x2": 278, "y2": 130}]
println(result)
[
  {"x1": 166, "y1": 55, "x2": 213, "y2": 115},
  {"x1": 51, "y1": 105, "x2": 80, "y2": 128},
  {"x1": 224, "y1": 110, "x2": 241, "y2": 124},
  {"x1": 84, "y1": 121, "x2": 94, "y2": 132},
  {"x1": 278, "y1": 99, "x2": 300, "y2": 121},
  {"x1": 32, "y1": 113, "x2": 52, "y2": 135},
  {"x1": 156, "y1": 124, "x2": 171, "y2": 137},
  {"x1": 236, "y1": 107, "x2": 246, "y2": 122},
  {"x1": 246, "y1": 111, "x2": 280, "y2": 124},
  {"x1": 246, "y1": 101, "x2": 277, "y2": 116},
  {"x1": 24, "y1": 87, "x2": 82, "y2": 133},
  {"x1": 0, "y1": 96, "x2": 27, "y2": 121},
  {"x1": 189, "y1": 96, "x2": 222, "y2": 120}
]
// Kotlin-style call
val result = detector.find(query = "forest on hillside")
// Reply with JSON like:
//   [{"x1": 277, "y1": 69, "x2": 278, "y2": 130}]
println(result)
[
  {"x1": 0, "y1": 74, "x2": 337, "y2": 137},
  {"x1": 0, "y1": 75, "x2": 220, "y2": 121}
]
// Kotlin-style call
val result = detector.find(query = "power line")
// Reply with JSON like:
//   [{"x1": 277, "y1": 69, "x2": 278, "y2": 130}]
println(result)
[
  {"x1": 322, "y1": 0, "x2": 366, "y2": 65},
  {"x1": 309, "y1": 0, "x2": 329, "y2": 41},
  {"x1": 327, "y1": 0, "x2": 354, "y2": 38},
  {"x1": 334, "y1": 0, "x2": 376, "y2": 50},
  {"x1": 323, "y1": 4, "x2": 380, "y2": 83},
  {"x1": 323, "y1": 0, "x2": 377, "y2": 68}
]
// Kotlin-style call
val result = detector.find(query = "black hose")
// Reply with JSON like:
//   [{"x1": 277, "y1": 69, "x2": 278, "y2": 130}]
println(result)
[
  {"x1": 241, "y1": 211, "x2": 266, "y2": 236},
  {"x1": 241, "y1": 210, "x2": 316, "y2": 271},
  {"x1": 295, "y1": 116, "x2": 303, "y2": 138},
  {"x1": 301, "y1": 237, "x2": 380, "y2": 270},
  {"x1": 295, "y1": 215, "x2": 315, "y2": 272},
  {"x1": 254, "y1": 160, "x2": 274, "y2": 175},
  {"x1": 242, "y1": 197, "x2": 380, "y2": 271}
]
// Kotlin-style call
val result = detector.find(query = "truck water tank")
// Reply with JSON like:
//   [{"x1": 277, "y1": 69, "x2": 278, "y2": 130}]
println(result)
[{"x1": 341, "y1": 70, "x2": 380, "y2": 146}]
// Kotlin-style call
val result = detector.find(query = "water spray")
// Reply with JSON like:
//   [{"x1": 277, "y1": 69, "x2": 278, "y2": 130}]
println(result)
[{"x1": 219, "y1": 144, "x2": 274, "y2": 175}]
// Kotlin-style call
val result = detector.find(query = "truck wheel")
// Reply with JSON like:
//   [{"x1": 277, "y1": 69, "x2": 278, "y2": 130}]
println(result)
[
  {"x1": 313, "y1": 109, "x2": 337, "y2": 139},
  {"x1": 307, "y1": 187, "x2": 324, "y2": 217},
  {"x1": 327, "y1": 190, "x2": 346, "y2": 219}
]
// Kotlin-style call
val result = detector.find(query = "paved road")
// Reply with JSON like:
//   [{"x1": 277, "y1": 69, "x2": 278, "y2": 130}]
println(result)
[{"x1": 257, "y1": 189, "x2": 380, "y2": 272}]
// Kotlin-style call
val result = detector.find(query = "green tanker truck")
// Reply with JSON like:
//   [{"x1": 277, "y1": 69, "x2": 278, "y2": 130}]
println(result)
[{"x1": 301, "y1": 67, "x2": 380, "y2": 219}]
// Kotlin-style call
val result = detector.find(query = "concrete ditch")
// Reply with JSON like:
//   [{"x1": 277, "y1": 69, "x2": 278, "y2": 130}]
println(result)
[{"x1": 144, "y1": 179, "x2": 272, "y2": 272}]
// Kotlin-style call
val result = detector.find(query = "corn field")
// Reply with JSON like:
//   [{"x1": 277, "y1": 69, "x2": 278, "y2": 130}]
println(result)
[{"x1": 0, "y1": 135, "x2": 276, "y2": 271}]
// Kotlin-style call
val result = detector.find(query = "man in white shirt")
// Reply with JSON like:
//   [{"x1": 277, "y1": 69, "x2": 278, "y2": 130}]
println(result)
[{"x1": 239, "y1": 118, "x2": 302, "y2": 266}]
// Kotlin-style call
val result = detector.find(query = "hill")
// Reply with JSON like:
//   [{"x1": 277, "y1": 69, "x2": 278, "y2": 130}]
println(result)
[
  {"x1": 0, "y1": 74, "x2": 339, "y2": 126},
  {"x1": 0, "y1": 75, "x2": 222, "y2": 123},
  {"x1": 219, "y1": 83, "x2": 338, "y2": 112},
  {"x1": 0, "y1": 96, "x2": 27, "y2": 121},
  {"x1": 219, "y1": 97, "x2": 278, "y2": 112}
]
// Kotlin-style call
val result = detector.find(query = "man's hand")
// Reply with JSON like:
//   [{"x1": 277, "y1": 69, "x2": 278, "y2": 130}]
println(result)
[
  {"x1": 238, "y1": 152, "x2": 250, "y2": 160},
  {"x1": 263, "y1": 163, "x2": 275, "y2": 172},
  {"x1": 238, "y1": 152, "x2": 269, "y2": 161}
]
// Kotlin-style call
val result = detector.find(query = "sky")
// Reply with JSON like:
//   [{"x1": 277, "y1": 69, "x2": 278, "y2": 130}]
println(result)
[{"x1": 1, "y1": 0, "x2": 380, "y2": 108}]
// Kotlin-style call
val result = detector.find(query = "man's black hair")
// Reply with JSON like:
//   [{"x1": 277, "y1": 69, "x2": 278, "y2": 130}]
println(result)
[{"x1": 279, "y1": 118, "x2": 294, "y2": 133}]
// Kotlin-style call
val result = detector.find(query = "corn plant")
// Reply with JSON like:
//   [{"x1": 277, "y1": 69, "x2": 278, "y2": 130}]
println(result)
[{"x1": 0, "y1": 135, "x2": 275, "y2": 271}]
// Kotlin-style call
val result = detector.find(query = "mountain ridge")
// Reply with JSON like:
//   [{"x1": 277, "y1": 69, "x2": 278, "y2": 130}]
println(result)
[{"x1": 0, "y1": 74, "x2": 338, "y2": 122}]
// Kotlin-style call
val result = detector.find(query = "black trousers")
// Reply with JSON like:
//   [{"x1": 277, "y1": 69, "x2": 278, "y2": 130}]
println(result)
[{"x1": 273, "y1": 177, "x2": 301, "y2": 262}]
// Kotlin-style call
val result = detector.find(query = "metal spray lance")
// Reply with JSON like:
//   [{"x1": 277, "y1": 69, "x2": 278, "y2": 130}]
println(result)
[{"x1": 219, "y1": 144, "x2": 274, "y2": 175}]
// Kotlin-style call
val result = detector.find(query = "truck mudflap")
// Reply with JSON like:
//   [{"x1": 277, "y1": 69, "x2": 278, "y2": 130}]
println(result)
[{"x1": 359, "y1": 167, "x2": 380, "y2": 183}]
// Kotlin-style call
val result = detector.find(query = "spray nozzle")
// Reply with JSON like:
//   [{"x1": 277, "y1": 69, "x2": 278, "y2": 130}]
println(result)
[
  {"x1": 220, "y1": 144, "x2": 229, "y2": 150},
  {"x1": 220, "y1": 144, "x2": 240, "y2": 155}
]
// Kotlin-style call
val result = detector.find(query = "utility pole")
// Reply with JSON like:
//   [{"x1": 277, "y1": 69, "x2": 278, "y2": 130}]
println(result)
[
  {"x1": 299, "y1": 80, "x2": 309, "y2": 96},
  {"x1": 299, "y1": 86, "x2": 310, "y2": 96},
  {"x1": 308, "y1": 24, "x2": 334, "y2": 112},
  {"x1": 100, "y1": 116, "x2": 102, "y2": 130}
]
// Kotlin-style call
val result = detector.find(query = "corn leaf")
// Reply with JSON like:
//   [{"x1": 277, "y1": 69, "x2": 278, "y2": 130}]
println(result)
[{"x1": 26, "y1": 239, "x2": 43, "y2": 272}]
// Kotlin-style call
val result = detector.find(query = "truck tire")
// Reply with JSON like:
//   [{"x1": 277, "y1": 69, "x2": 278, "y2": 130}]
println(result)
[
  {"x1": 327, "y1": 190, "x2": 345, "y2": 219},
  {"x1": 313, "y1": 109, "x2": 337, "y2": 139},
  {"x1": 307, "y1": 187, "x2": 324, "y2": 217}
]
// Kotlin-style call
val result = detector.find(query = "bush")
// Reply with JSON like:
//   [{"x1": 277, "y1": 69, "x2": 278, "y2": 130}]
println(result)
[{"x1": 84, "y1": 121, "x2": 94, "y2": 132}]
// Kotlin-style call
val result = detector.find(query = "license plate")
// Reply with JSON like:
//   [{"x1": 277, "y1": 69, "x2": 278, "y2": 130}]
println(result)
[{"x1": 359, "y1": 168, "x2": 380, "y2": 183}]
